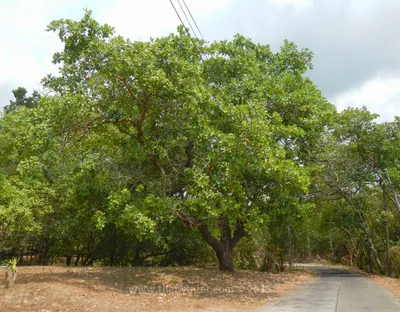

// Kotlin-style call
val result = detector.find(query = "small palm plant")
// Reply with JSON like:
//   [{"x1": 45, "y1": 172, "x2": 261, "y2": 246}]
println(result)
[{"x1": 4, "y1": 257, "x2": 19, "y2": 288}]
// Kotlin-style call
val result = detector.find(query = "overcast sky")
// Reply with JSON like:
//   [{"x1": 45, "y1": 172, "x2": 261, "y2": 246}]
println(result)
[{"x1": 0, "y1": 0, "x2": 399, "y2": 121}]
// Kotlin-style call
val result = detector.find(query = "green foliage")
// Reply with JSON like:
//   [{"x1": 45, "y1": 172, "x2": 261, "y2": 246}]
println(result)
[
  {"x1": 391, "y1": 247, "x2": 400, "y2": 277},
  {"x1": 3, "y1": 87, "x2": 40, "y2": 114},
  {"x1": 234, "y1": 236, "x2": 259, "y2": 270},
  {"x1": 3, "y1": 11, "x2": 399, "y2": 274},
  {"x1": 5, "y1": 257, "x2": 18, "y2": 274}
]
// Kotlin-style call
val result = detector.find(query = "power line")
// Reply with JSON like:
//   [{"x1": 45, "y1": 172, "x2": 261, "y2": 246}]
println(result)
[
  {"x1": 181, "y1": 0, "x2": 204, "y2": 40},
  {"x1": 168, "y1": 0, "x2": 204, "y2": 61},
  {"x1": 169, "y1": 0, "x2": 187, "y2": 31},
  {"x1": 176, "y1": 0, "x2": 199, "y2": 40},
  {"x1": 169, "y1": 0, "x2": 204, "y2": 41}
]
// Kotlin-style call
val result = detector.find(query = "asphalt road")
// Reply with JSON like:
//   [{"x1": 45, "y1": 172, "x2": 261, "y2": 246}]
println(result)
[{"x1": 257, "y1": 264, "x2": 400, "y2": 312}]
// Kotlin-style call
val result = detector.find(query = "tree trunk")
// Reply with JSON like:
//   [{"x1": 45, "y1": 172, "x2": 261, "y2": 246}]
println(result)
[
  {"x1": 74, "y1": 255, "x2": 81, "y2": 266},
  {"x1": 5, "y1": 271, "x2": 17, "y2": 288},
  {"x1": 357, "y1": 250, "x2": 363, "y2": 270},
  {"x1": 383, "y1": 184, "x2": 392, "y2": 277},
  {"x1": 133, "y1": 242, "x2": 146, "y2": 266},
  {"x1": 38, "y1": 247, "x2": 50, "y2": 265},
  {"x1": 349, "y1": 247, "x2": 353, "y2": 266},
  {"x1": 384, "y1": 170, "x2": 400, "y2": 214},
  {"x1": 329, "y1": 234, "x2": 334, "y2": 262},
  {"x1": 216, "y1": 245, "x2": 234, "y2": 271},
  {"x1": 84, "y1": 257, "x2": 94, "y2": 266},
  {"x1": 366, "y1": 245, "x2": 373, "y2": 273},
  {"x1": 361, "y1": 218, "x2": 384, "y2": 274},
  {"x1": 342, "y1": 194, "x2": 384, "y2": 274},
  {"x1": 198, "y1": 216, "x2": 246, "y2": 272},
  {"x1": 66, "y1": 255, "x2": 72, "y2": 266},
  {"x1": 288, "y1": 224, "x2": 292, "y2": 272},
  {"x1": 110, "y1": 251, "x2": 115, "y2": 266}
]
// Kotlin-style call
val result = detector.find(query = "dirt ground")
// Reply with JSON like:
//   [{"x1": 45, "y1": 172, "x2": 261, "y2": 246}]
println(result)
[{"x1": 0, "y1": 266, "x2": 312, "y2": 312}]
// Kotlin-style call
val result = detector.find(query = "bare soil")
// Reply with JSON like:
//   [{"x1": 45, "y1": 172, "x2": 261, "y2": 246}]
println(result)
[{"x1": 0, "y1": 266, "x2": 312, "y2": 312}]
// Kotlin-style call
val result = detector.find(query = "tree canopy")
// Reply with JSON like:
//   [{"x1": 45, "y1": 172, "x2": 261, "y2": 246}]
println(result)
[{"x1": 1, "y1": 11, "x2": 400, "y2": 275}]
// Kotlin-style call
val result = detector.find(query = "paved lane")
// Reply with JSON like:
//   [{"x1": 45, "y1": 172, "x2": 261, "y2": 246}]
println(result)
[{"x1": 257, "y1": 264, "x2": 400, "y2": 312}]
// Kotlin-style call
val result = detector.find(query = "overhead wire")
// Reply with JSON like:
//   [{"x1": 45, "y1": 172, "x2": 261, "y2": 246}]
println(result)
[
  {"x1": 176, "y1": 0, "x2": 199, "y2": 40},
  {"x1": 169, "y1": 0, "x2": 187, "y2": 32},
  {"x1": 168, "y1": 0, "x2": 204, "y2": 61},
  {"x1": 181, "y1": 0, "x2": 204, "y2": 40}
]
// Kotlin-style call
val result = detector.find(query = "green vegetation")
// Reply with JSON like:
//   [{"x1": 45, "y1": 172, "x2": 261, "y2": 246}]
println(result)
[
  {"x1": 5, "y1": 257, "x2": 18, "y2": 274},
  {"x1": 1, "y1": 11, "x2": 399, "y2": 275}
]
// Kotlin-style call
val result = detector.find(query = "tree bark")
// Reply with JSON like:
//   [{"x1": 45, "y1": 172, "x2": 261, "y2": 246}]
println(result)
[
  {"x1": 74, "y1": 255, "x2": 81, "y2": 266},
  {"x1": 66, "y1": 255, "x2": 72, "y2": 266},
  {"x1": 384, "y1": 170, "x2": 400, "y2": 214},
  {"x1": 366, "y1": 245, "x2": 373, "y2": 273},
  {"x1": 216, "y1": 245, "x2": 234, "y2": 271},
  {"x1": 356, "y1": 210, "x2": 384, "y2": 273},
  {"x1": 348, "y1": 245, "x2": 353, "y2": 265},
  {"x1": 288, "y1": 224, "x2": 292, "y2": 271},
  {"x1": 133, "y1": 242, "x2": 146, "y2": 266},
  {"x1": 198, "y1": 217, "x2": 246, "y2": 272},
  {"x1": 357, "y1": 248, "x2": 364, "y2": 270},
  {"x1": 383, "y1": 184, "x2": 392, "y2": 277}
]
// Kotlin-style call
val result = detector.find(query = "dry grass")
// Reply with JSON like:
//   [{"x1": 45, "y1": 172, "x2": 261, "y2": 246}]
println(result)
[{"x1": 0, "y1": 266, "x2": 313, "y2": 312}]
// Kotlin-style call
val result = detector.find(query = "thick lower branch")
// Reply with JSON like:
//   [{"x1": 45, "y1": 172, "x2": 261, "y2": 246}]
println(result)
[
  {"x1": 199, "y1": 223, "x2": 223, "y2": 253},
  {"x1": 136, "y1": 99, "x2": 147, "y2": 142},
  {"x1": 218, "y1": 216, "x2": 231, "y2": 247},
  {"x1": 176, "y1": 212, "x2": 204, "y2": 228},
  {"x1": 384, "y1": 171, "x2": 400, "y2": 214},
  {"x1": 230, "y1": 219, "x2": 247, "y2": 249},
  {"x1": 176, "y1": 212, "x2": 244, "y2": 271},
  {"x1": 149, "y1": 153, "x2": 166, "y2": 178}
]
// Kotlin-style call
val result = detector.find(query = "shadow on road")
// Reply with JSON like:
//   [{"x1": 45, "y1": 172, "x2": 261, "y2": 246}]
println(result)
[{"x1": 295, "y1": 264, "x2": 361, "y2": 278}]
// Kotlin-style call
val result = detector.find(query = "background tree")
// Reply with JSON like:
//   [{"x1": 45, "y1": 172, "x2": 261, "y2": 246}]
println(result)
[{"x1": 3, "y1": 87, "x2": 40, "y2": 114}]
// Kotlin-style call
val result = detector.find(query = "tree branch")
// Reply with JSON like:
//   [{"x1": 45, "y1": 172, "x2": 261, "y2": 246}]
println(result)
[
  {"x1": 217, "y1": 215, "x2": 231, "y2": 246},
  {"x1": 230, "y1": 219, "x2": 247, "y2": 249},
  {"x1": 136, "y1": 97, "x2": 148, "y2": 143},
  {"x1": 175, "y1": 211, "x2": 204, "y2": 228},
  {"x1": 149, "y1": 153, "x2": 166, "y2": 178},
  {"x1": 113, "y1": 74, "x2": 136, "y2": 101},
  {"x1": 198, "y1": 223, "x2": 222, "y2": 252},
  {"x1": 383, "y1": 170, "x2": 400, "y2": 214}
]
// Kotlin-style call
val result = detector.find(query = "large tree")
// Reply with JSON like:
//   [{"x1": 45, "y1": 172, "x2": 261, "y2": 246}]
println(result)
[{"x1": 38, "y1": 11, "x2": 335, "y2": 271}]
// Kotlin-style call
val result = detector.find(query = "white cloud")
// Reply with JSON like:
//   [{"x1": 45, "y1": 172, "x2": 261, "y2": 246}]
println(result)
[
  {"x1": 270, "y1": 0, "x2": 313, "y2": 10},
  {"x1": 332, "y1": 75, "x2": 400, "y2": 122}
]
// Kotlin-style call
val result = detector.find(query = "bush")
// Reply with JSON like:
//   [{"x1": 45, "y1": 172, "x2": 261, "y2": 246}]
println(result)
[{"x1": 390, "y1": 246, "x2": 400, "y2": 277}]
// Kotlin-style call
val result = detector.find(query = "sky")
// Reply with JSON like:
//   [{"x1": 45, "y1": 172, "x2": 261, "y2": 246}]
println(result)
[{"x1": 0, "y1": 0, "x2": 399, "y2": 122}]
